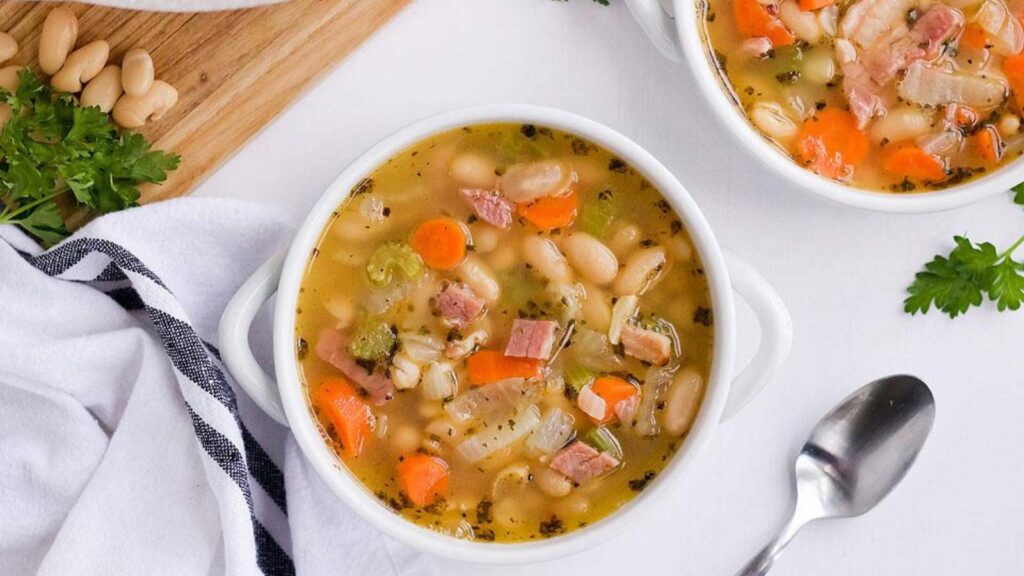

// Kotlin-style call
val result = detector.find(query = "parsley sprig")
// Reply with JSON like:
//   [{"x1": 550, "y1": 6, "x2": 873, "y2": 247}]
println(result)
[
  {"x1": 0, "y1": 69, "x2": 179, "y2": 245},
  {"x1": 905, "y1": 233, "x2": 1024, "y2": 318},
  {"x1": 1014, "y1": 182, "x2": 1024, "y2": 208}
]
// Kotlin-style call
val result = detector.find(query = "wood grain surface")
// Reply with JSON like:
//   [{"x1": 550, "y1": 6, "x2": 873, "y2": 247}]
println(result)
[{"x1": 0, "y1": 0, "x2": 410, "y2": 203}]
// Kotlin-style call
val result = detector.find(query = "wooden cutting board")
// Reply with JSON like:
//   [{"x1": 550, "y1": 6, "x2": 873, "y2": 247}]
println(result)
[{"x1": 0, "y1": 0, "x2": 410, "y2": 203}]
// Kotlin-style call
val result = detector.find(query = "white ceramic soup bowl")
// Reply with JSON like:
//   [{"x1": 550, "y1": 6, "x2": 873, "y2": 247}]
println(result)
[
  {"x1": 626, "y1": 0, "x2": 1024, "y2": 213},
  {"x1": 219, "y1": 104, "x2": 792, "y2": 564}
]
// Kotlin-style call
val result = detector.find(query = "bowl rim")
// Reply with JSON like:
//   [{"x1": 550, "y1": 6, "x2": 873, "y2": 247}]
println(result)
[
  {"x1": 272, "y1": 104, "x2": 738, "y2": 563},
  {"x1": 670, "y1": 0, "x2": 1024, "y2": 213}
]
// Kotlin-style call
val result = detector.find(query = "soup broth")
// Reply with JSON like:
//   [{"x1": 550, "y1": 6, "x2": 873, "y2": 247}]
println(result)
[
  {"x1": 702, "y1": 0, "x2": 1024, "y2": 192},
  {"x1": 296, "y1": 123, "x2": 714, "y2": 542}
]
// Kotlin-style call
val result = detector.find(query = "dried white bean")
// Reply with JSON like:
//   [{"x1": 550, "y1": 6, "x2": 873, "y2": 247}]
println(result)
[
  {"x1": 499, "y1": 159, "x2": 572, "y2": 203},
  {"x1": 665, "y1": 368, "x2": 702, "y2": 435},
  {"x1": 0, "y1": 65, "x2": 21, "y2": 92},
  {"x1": 614, "y1": 246, "x2": 668, "y2": 296},
  {"x1": 39, "y1": 8, "x2": 78, "y2": 75},
  {"x1": 563, "y1": 232, "x2": 618, "y2": 285},
  {"x1": 80, "y1": 65, "x2": 122, "y2": 113},
  {"x1": 0, "y1": 33, "x2": 17, "y2": 66},
  {"x1": 121, "y1": 48, "x2": 154, "y2": 97},
  {"x1": 523, "y1": 235, "x2": 573, "y2": 283},
  {"x1": 52, "y1": 40, "x2": 109, "y2": 94}
]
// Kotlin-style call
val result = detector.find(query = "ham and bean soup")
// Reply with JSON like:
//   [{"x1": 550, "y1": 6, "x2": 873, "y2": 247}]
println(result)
[
  {"x1": 703, "y1": 0, "x2": 1024, "y2": 191},
  {"x1": 296, "y1": 123, "x2": 713, "y2": 542}
]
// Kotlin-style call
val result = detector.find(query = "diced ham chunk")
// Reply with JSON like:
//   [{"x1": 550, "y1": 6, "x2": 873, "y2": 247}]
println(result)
[
  {"x1": 504, "y1": 319, "x2": 559, "y2": 360},
  {"x1": 898, "y1": 61, "x2": 1008, "y2": 108},
  {"x1": 863, "y1": 5, "x2": 963, "y2": 85},
  {"x1": 315, "y1": 328, "x2": 394, "y2": 405},
  {"x1": 841, "y1": 61, "x2": 887, "y2": 129},
  {"x1": 434, "y1": 282, "x2": 486, "y2": 328},
  {"x1": 460, "y1": 188, "x2": 513, "y2": 229},
  {"x1": 550, "y1": 441, "x2": 620, "y2": 484},
  {"x1": 620, "y1": 324, "x2": 672, "y2": 366}
]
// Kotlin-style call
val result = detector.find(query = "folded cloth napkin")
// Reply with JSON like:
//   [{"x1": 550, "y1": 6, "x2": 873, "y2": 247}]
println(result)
[{"x1": 0, "y1": 197, "x2": 436, "y2": 576}]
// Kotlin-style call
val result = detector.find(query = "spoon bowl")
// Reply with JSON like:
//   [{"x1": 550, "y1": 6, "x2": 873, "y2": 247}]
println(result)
[{"x1": 738, "y1": 375, "x2": 936, "y2": 575}]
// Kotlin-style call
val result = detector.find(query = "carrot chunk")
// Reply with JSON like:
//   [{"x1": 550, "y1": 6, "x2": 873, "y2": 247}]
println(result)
[
  {"x1": 974, "y1": 125, "x2": 1004, "y2": 164},
  {"x1": 882, "y1": 144, "x2": 947, "y2": 181},
  {"x1": 590, "y1": 376, "x2": 639, "y2": 425},
  {"x1": 410, "y1": 218, "x2": 467, "y2": 270},
  {"x1": 798, "y1": 0, "x2": 834, "y2": 11},
  {"x1": 312, "y1": 378, "x2": 372, "y2": 459},
  {"x1": 795, "y1": 109, "x2": 869, "y2": 180},
  {"x1": 516, "y1": 188, "x2": 579, "y2": 231},
  {"x1": 397, "y1": 454, "x2": 449, "y2": 507},
  {"x1": 733, "y1": 0, "x2": 795, "y2": 47},
  {"x1": 466, "y1": 350, "x2": 542, "y2": 386},
  {"x1": 960, "y1": 24, "x2": 989, "y2": 51},
  {"x1": 1005, "y1": 54, "x2": 1024, "y2": 108}
]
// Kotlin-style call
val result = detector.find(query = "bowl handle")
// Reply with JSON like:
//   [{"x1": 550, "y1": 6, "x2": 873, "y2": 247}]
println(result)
[
  {"x1": 218, "y1": 252, "x2": 290, "y2": 427},
  {"x1": 625, "y1": 0, "x2": 684, "y2": 62},
  {"x1": 721, "y1": 250, "x2": 793, "y2": 421}
]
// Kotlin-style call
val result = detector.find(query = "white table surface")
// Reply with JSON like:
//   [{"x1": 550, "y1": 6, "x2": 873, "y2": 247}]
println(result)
[{"x1": 195, "y1": 1, "x2": 1024, "y2": 573}]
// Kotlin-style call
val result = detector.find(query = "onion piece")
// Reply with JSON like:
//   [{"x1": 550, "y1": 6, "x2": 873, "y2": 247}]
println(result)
[
  {"x1": 975, "y1": 0, "x2": 1024, "y2": 56},
  {"x1": 571, "y1": 328, "x2": 624, "y2": 371},
  {"x1": 918, "y1": 129, "x2": 964, "y2": 157},
  {"x1": 443, "y1": 378, "x2": 532, "y2": 424},
  {"x1": 577, "y1": 385, "x2": 607, "y2": 421},
  {"x1": 457, "y1": 405, "x2": 542, "y2": 463},
  {"x1": 421, "y1": 362, "x2": 458, "y2": 400},
  {"x1": 634, "y1": 366, "x2": 675, "y2": 437},
  {"x1": 898, "y1": 61, "x2": 1007, "y2": 108},
  {"x1": 608, "y1": 295, "x2": 638, "y2": 345},
  {"x1": 526, "y1": 407, "x2": 576, "y2": 455},
  {"x1": 399, "y1": 332, "x2": 444, "y2": 363}
]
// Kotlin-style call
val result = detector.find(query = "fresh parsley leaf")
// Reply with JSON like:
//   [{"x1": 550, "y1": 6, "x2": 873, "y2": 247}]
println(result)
[
  {"x1": 0, "y1": 69, "x2": 179, "y2": 246},
  {"x1": 1013, "y1": 182, "x2": 1024, "y2": 208},
  {"x1": 905, "y1": 234, "x2": 1024, "y2": 318}
]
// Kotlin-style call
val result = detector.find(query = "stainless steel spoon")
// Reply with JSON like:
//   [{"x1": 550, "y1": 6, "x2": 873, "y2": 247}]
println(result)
[{"x1": 736, "y1": 374, "x2": 935, "y2": 575}]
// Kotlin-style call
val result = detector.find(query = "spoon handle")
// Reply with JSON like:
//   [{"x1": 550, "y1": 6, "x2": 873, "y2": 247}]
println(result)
[{"x1": 735, "y1": 511, "x2": 806, "y2": 576}]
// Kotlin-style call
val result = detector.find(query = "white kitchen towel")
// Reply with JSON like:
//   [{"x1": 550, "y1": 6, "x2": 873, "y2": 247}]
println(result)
[{"x1": 0, "y1": 197, "x2": 436, "y2": 576}]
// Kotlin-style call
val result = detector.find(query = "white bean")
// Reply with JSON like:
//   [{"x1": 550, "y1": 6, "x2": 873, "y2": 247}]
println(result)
[
  {"x1": 553, "y1": 492, "x2": 590, "y2": 517},
  {"x1": 608, "y1": 223, "x2": 641, "y2": 258},
  {"x1": 666, "y1": 235, "x2": 694, "y2": 263},
  {"x1": 499, "y1": 159, "x2": 573, "y2": 203},
  {"x1": 523, "y1": 235, "x2": 573, "y2": 283},
  {"x1": 750, "y1": 102, "x2": 798, "y2": 142},
  {"x1": 563, "y1": 232, "x2": 619, "y2": 285},
  {"x1": 492, "y1": 462, "x2": 531, "y2": 500},
  {"x1": 324, "y1": 297, "x2": 355, "y2": 328},
  {"x1": 488, "y1": 242, "x2": 518, "y2": 272},
  {"x1": 534, "y1": 466, "x2": 573, "y2": 498},
  {"x1": 449, "y1": 152, "x2": 497, "y2": 188},
  {"x1": 869, "y1": 108, "x2": 935, "y2": 143},
  {"x1": 39, "y1": 7, "x2": 78, "y2": 75},
  {"x1": 80, "y1": 65, "x2": 122, "y2": 113},
  {"x1": 52, "y1": 40, "x2": 109, "y2": 94},
  {"x1": 580, "y1": 282, "x2": 612, "y2": 332},
  {"x1": 778, "y1": 0, "x2": 822, "y2": 43},
  {"x1": 469, "y1": 221, "x2": 499, "y2": 253},
  {"x1": 802, "y1": 49, "x2": 836, "y2": 85},
  {"x1": 999, "y1": 114, "x2": 1021, "y2": 137},
  {"x1": 121, "y1": 48, "x2": 154, "y2": 97},
  {"x1": 614, "y1": 246, "x2": 668, "y2": 296},
  {"x1": 665, "y1": 368, "x2": 703, "y2": 435},
  {"x1": 457, "y1": 256, "x2": 500, "y2": 303}
]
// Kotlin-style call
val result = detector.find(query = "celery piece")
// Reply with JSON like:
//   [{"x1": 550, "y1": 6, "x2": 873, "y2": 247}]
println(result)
[
  {"x1": 366, "y1": 241, "x2": 424, "y2": 287},
  {"x1": 578, "y1": 190, "x2": 617, "y2": 238},
  {"x1": 563, "y1": 365, "x2": 596, "y2": 394},
  {"x1": 583, "y1": 427, "x2": 623, "y2": 461},
  {"x1": 348, "y1": 316, "x2": 397, "y2": 362}
]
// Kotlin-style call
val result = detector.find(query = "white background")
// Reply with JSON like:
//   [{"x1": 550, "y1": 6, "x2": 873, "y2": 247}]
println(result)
[{"x1": 196, "y1": 1, "x2": 1024, "y2": 574}]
